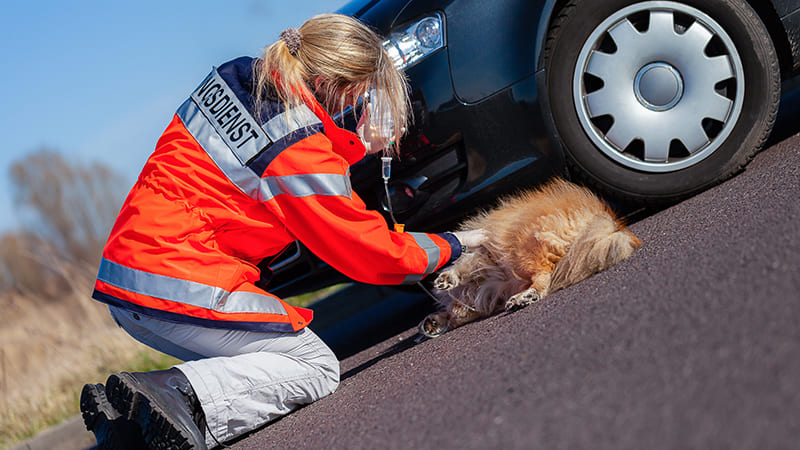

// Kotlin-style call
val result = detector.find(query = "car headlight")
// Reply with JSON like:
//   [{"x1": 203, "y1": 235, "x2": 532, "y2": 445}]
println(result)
[{"x1": 382, "y1": 12, "x2": 445, "y2": 70}]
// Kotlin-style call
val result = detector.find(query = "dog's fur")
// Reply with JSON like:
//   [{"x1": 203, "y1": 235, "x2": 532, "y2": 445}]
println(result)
[{"x1": 419, "y1": 178, "x2": 641, "y2": 337}]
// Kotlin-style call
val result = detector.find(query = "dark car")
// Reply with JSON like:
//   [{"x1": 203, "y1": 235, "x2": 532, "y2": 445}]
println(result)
[{"x1": 263, "y1": 0, "x2": 800, "y2": 352}]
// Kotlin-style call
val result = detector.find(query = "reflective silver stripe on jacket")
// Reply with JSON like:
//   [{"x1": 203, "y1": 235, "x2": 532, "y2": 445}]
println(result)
[
  {"x1": 177, "y1": 78, "x2": 350, "y2": 202},
  {"x1": 97, "y1": 258, "x2": 288, "y2": 315},
  {"x1": 262, "y1": 107, "x2": 323, "y2": 145},
  {"x1": 265, "y1": 172, "x2": 352, "y2": 199},
  {"x1": 402, "y1": 232, "x2": 441, "y2": 284}
]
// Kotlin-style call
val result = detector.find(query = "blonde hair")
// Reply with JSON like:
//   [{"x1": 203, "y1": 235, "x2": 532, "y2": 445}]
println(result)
[{"x1": 255, "y1": 13, "x2": 410, "y2": 155}]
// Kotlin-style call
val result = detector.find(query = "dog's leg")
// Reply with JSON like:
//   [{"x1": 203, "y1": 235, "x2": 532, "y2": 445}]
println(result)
[
  {"x1": 505, "y1": 270, "x2": 551, "y2": 311},
  {"x1": 419, "y1": 311, "x2": 451, "y2": 338},
  {"x1": 433, "y1": 270, "x2": 459, "y2": 291},
  {"x1": 433, "y1": 247, "x2": 489, "y2": 291},
  {"x1": 447, "y1": 300, "x2": 484, "y2": 329},
  {"x1": 505, "y1": 288, "x2": 541, "y2": 311},
  {"x1": 418, "y1": 299, "x2": 485, "y2": 337}
]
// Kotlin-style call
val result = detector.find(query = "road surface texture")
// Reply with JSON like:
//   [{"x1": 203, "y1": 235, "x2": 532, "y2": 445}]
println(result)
[{"x1": 232, "y1": 137, "x2": 800, "y2": 449}]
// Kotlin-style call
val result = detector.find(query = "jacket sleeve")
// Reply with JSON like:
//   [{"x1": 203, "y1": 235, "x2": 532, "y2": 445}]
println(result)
[{"x1": 261, "y1": 136, "x2": 461, "y2": 285}]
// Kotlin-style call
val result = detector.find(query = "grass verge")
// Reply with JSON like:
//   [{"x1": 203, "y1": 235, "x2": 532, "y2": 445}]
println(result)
[
  {"x1": 0, "y1": 283, "x2": 346, "y2": 448},
  {"x1": 0, "y1": 292, "x2": 179, "y2": 448}
]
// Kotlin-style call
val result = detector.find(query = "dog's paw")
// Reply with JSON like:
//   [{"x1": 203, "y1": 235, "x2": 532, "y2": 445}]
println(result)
[
  {"x1": 419, "y1": 313, "x2": 450, "y2": 338},
  {"x1": 433, "y1": 271, "x2": 459, "y2": 291},
  {"x1": 505, "y1": 288, "x2": 541, "y2": 312}
]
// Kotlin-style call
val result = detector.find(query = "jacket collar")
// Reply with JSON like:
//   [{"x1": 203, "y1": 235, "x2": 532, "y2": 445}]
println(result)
[
  {"x1": 299, "y1": 86, "x2": 368, "y2": 166},
  {"x1": 231, "y1": 56, "x2": 368, "y2": 166}
]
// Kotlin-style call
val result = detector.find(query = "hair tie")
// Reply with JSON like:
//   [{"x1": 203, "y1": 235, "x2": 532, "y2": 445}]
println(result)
[{"x1": 280, "y1": 28, "x2": 302, "y2": 55}]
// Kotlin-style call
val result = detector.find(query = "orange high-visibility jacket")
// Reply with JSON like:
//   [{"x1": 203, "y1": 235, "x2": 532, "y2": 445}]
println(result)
[{"x1": 92, "y1": 57, "x2": 461, "y2": 333}]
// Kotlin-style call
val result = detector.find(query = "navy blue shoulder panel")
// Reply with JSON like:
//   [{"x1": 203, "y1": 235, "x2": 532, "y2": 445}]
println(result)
[
  {"x1": 214, "y1": 57, "x2": 325, "y2": 176},
  {"x1": 216, "y1": 57, "x2": 283, "y2": 124}
]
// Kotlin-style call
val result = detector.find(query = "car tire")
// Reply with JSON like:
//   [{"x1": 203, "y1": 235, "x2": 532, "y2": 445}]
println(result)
[{"x1": 545, "y1": 0, "x2": 780, "y2": 204}]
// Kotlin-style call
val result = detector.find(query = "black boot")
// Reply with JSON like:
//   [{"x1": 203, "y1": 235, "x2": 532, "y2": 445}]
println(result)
[
  {"x1": 105, "y1": 368, "x2": 209, "y2": 449},
  {"x1": 80, "y1": 383, "x2": 147, "y2": 449}
]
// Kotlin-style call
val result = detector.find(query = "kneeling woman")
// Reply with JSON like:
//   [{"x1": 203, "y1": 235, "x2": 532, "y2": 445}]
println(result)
[{"x1": 80, "y1": 13, "x2": 484, "y2": 449}]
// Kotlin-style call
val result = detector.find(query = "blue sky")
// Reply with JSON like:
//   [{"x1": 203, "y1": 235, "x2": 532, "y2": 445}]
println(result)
[{"x1": 0, "y1": 0, "x2": 345, "y2": 232}]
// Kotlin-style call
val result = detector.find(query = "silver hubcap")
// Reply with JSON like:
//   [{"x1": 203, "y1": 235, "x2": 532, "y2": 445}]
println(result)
[
  {"x1": 634, "y1": 62, "x2": 684, "y2": 111},
  {"x1": 573, "y1": 1, "x2": 745, "y2": 172}
]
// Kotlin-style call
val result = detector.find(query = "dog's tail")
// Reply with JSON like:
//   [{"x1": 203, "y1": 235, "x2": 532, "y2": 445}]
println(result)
[{"x1": 548, "y1": 214, "x2": 640, "y2": 293}]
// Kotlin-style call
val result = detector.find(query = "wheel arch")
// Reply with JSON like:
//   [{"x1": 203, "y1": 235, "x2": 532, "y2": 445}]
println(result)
[
  {"x1": 535, "y1": 0, "x2": 796, "y2": 76},
  {"x1": 743, "y1": 0, "x2": 796, "y2": 75},
  {"x1": 535, "y1": 0, "x2": 570, "y2": 72}
]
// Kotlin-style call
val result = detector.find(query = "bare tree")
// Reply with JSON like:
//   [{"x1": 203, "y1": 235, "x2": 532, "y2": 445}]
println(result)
[
  {"x1": 9, "y1": 149, "x2": 127, "y2": 265},
  {"x1": 1, "y1": 149, "x2": 127, "y2": 300},
  {"x1": 0, "y1": 232, "x2": 73, "y2": 298}
]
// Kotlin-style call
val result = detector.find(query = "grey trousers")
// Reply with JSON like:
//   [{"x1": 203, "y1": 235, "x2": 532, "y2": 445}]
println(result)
[{"x1": 109, "y1": 306, "x2": 340, "y2": 447}]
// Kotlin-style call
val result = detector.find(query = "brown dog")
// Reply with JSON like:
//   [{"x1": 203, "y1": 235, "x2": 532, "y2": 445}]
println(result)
[{"x1": 420, "y1": 178, "x2": 641, "y2": 337}]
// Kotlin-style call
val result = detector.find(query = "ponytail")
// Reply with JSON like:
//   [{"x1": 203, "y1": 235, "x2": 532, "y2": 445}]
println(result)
[{"x1": 253, "y1": 14, "x2": 410, "y2": 155}]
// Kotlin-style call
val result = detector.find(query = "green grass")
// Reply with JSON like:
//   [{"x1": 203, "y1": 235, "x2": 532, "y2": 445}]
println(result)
[
  {"x1": 285, "y1": 283, "x2": 349, "y2": 307},
  {"x1": 125, "y1": 350, "x2": 182, "y2": 374}
]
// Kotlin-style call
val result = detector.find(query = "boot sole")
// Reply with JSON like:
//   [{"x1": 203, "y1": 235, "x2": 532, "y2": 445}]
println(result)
[
  {"x1": 80, "y1": 383, "x2": 117, "y2": 450},
  {"x1": 106, "y1": 372, "x2": 205, "y2": 450},
  {"x1": 80, "y1": 383, "x2": 144, "y2": 450}
]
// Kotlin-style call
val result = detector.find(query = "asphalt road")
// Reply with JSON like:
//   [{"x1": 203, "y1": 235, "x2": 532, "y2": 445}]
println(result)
[{"x1": 231, "y1": 133, "x2": 800, "y2": 449}]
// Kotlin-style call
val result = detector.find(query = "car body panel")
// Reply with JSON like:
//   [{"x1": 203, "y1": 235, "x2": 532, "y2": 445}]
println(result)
[{"x1": 443, "y1": 0, "x2": 547, "y2": 103}]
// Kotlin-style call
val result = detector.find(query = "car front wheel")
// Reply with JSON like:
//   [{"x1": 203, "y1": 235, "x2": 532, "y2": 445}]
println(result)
[{"x1": 546, "y1": 0, "x2": 780, "y2": 204}]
